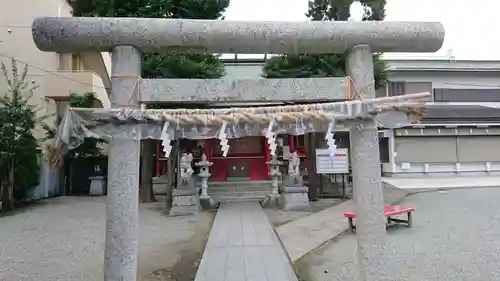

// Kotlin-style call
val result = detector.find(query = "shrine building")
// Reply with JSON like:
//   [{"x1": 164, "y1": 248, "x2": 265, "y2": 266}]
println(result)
[{"x1": 153, "y1": 55, "x2": 500, "y2": 192}]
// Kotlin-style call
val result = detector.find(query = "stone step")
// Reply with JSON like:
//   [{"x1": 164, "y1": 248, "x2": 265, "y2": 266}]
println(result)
[
  {"x1": 210, "y1": 187, "x2": 271, "y2": 203},
  {"x1": 152, "y1": 177, "x2": 169, "y2": 184},
  {"x1": 208, "y1": 180, "x2": 271, "y2": 187},
  {"x1": 208, "y1": 183, "x2": 271, "y2": 190},
  {"x1": 208, "y1": 185, "x2": 271, "y2": 192},
  {"x1": 211, "y1": 195, "x2": 266, "y2": 202},
  {"x1": 208, "y1": 190, "x2": 270, "y2": 197}
]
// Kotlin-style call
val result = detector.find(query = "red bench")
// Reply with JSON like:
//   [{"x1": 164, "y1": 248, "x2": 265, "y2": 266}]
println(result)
[{"x1": 344, "y1": 205, "x2": 414, "y2": 233}]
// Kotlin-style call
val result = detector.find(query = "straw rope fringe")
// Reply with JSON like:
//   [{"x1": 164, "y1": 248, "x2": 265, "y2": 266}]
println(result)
[
  {"x1": 152, "y1": 110, "x2": 335, "y2": 126},
  {"x1": 48, "y1": 79, "x2": 430, "y2": 166},
  {"x1": 82, "y1": 92, "x2": 430, "y2": 126},
  {"x1": 345, "y1": 75, "x2": 426, "y2": 117}
]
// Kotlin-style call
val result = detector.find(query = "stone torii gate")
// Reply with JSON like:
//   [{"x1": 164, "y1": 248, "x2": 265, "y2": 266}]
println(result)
[{"x1": 32, "y1": 18, "x2": 444, "y2": 281}]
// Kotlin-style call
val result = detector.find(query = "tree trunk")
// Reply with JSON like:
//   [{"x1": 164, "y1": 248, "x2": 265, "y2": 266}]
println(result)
[
  {"x1": 139, "y1": 139, "x2": 156, "y2": 203},
  {"x1": 307, "y1": 133, "x2": 319, "y2": 201},
  {"x1": 0, "y1": 185, "x2": 8, "y2": 211},
  {"x1": 2, "y1": 157, "x2": 15, "y2": 211}
]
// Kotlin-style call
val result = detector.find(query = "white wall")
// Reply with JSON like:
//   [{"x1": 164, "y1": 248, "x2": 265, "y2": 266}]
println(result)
[
  {"x1": 0, "y1": 0, "x2": 72, "y2": 199},
  {"x1": 0, "y1": 0, "x2": 72, "y2": 75}
]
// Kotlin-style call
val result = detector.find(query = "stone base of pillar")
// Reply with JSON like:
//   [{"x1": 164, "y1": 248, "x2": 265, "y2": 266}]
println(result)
[
  {"x1": 284, "y1": 175, "x2": 304, "y2": 187},
  {"x1": 261, "y1": 193, "x2": 280, "y2": 208},
  {"x1": 346, "y1": 184, "x2": 354, "y2": 198},
  {"x1": 280, "y1": 185, "x2": 311, "y2": 212},
  {"x1": 199, "y1": 195, "x2": 218, "y2": 210},
  {"x1": 170, "y1": 184, "x2": 200, "y2": 216},
  {"x1": 89, "y1": 176, "x2": 107, "y2": 196}
]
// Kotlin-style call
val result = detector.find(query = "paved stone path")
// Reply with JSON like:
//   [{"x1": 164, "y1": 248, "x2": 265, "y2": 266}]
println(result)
[
  {"x1": 300, "y1": 187, "x2": 500, "y2": 281},
  {"x1": 194, "y1": 202, "x2": 298, "y2": 281},
  {"x1": 275, "y1": 184, "x2": 408, "y2": 262},
  {"x1": 276, "y1": 200, "x2": 356, "y2": 262}
]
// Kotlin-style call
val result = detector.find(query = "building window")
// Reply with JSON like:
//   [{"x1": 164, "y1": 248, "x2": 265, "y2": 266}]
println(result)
[{"x1": 388, "y1": 82, "x2": 405, "y2": 96}]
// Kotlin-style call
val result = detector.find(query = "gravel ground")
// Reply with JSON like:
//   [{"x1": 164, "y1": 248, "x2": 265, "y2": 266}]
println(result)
[
  {"x1": 298, "y1": 187, "x2": 500, "y2": 281},
  {"x1": 0, "y1": 196, "x2": 214, "y2": 281}
]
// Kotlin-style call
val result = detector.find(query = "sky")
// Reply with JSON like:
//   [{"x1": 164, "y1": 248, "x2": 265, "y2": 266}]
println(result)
[{"x1": 223, "y1": 0, "x2": 500, "y2": 61}]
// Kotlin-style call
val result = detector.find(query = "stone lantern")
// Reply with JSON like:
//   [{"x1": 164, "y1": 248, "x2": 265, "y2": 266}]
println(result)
[
  {"x1": 262, "y1": 155, "x2": 282, "y2": 207},
  {"x1": 195, "y1": 153, "x2": 212, "y2": 198}
]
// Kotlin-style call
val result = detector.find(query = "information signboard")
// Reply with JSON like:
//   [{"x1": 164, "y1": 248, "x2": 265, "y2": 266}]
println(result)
[{"x1": 315, "y1": 148, "x2": 349, "y2": 174}]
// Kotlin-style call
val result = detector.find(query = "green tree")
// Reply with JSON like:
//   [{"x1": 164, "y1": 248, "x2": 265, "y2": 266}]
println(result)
[
  {"x1": 69, "y1": 0, "x2": 229, "y2": 79},
  {"x1": 263, "y1": 0, "x2": 388, "y2": 88},
  {"x1": 68, "y1": 0, "x2": 230, "y2": 203},
  {"x1": 262, "y1": 0, "x2": 388, "y2": 201},
  {"x1": 0, "y1": 60, "x2": 41, "y2": 211}
]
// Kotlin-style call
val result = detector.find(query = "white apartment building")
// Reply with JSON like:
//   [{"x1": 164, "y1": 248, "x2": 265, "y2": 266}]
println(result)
[
  {"x1": 0, "y1": 0, "x2": 111, "y2": 140},
  {"x1": 0, "y1": 0, "x2": 111, "y2": 198}
]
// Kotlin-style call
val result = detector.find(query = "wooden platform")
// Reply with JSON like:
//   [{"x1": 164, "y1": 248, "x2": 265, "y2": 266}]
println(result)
[{"x1": 194, "y1": 202, "x2": 298, "y2": 281}]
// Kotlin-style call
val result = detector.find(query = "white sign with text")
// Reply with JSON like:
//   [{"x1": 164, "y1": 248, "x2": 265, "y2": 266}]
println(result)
[{"x1": 315, "y1": 148, "x2": 349, "y2": 174}]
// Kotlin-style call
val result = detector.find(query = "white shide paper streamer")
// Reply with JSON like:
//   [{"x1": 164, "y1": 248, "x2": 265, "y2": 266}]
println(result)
[
  {"x1": 325, "y1": 121, "x2": 337, "y2": 157},
  {"x1": 218, "y1": 121, "x2": 229, "y2": 157},
  {"x1": 160, "y1": 122, "x2": 172, "y2": 158},
  {"x1": 266, "y1": 119, "x2": 277, "y2": 156}
]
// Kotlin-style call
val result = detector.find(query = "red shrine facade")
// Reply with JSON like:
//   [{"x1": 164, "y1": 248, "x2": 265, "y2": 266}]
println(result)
[{"x1": 155, "y1": 135, "x2": 307, "y2": 182}]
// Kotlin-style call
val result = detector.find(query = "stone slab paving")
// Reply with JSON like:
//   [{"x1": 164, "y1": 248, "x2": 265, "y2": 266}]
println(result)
[
  {"x1": 382, "y1": 176, "x2": 500, "y2": 190},
  {"x1": 276, "y1": 200, "x2": 356, "y2": 262},
  {"x1": 275, "y1": 184, "x2": 409, "y2": 262},
  {"x1": 194, "y1": 202, "x2": 298, "y2": 281},
  {"x1": 300, "y1": 187, "x2": 500, "y2": 281}
]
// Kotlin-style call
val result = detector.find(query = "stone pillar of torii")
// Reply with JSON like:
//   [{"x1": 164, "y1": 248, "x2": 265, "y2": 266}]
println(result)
[{"x1": 32, "y1": 12, "x2": 444, "y2": 281}]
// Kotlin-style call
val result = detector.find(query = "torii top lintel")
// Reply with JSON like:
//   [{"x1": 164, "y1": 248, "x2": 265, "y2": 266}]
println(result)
[{"x1": 31, "y1": 17, "x2": 445, "y2": 54}]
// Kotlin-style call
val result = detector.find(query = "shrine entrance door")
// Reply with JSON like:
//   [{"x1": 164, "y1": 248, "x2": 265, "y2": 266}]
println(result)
[{"x1": 209, "y1": 136, "x2": 269, "y2": 182}]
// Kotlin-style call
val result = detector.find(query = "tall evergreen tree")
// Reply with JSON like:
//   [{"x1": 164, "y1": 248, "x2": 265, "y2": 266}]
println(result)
[
  {"x1": 0, "y1": 60, "x2": 41, "y2": 211},
  {"x1": 263, "y1": 0, "x2": 387, "y2": 88},
  {"x1": 262, "y1": 0, "x2": 387, "y2": 201},
  {"x1": 69, "y1": 0, "x2": 229, "y2": 79},
  {"x1": 69, "y1": 0, "x2": 230, "y2": 203}
]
